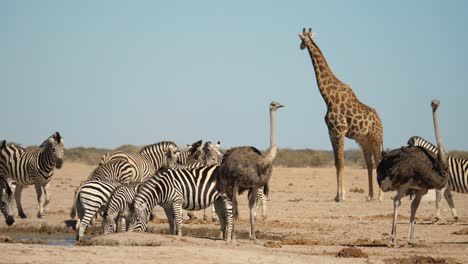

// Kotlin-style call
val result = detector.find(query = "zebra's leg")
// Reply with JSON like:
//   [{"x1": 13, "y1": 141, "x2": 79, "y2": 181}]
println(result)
[
  {"x1": 34, "y1": 183, "x2": 45, "y2": 218},
  {"x1": 120, "y1": 217, "x2": 127, "y2": 232},
  {"x1": 433, "y1": 187, "x2": 444, "y2": 222},
  {"x1": 14, "y1": 184, "x2": 27, "y2": 218},
  {"x1": 408, "y1": 190, "x2": 424, "y2": 246},
  {"x1": 187, "y1": 210, "x2": 196, "y2": 220},
  {"x1": 211, "y1": 205, "x2": 218, "y2": 222},
  {"x1": 163, "y1": 207, "x2": 175, "y2": 235},
  {"x1": 213, "y1": 197, "x2": 226, "y2": 239},
  {"x1": 42, "y1": 182, "x2": 52, "y2": 213},
  {"x1": 443, "y1": 188, "x2": 459, "y2": 222},
  {"x1": 230, "y1": 183, "x2": 239, "y2": 242},
  {"x1": 248, "y1": 186, "x2": 258, "y2": 241},
  {"x1": 173, "y1": 201, "x2": 183, "y2": 236}
]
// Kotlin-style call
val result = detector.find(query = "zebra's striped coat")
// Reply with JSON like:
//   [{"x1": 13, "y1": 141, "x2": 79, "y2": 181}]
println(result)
[
  {"x1": 73, "y1": 180, "x2": 122, "y2": 240},
  {"x1": 0, "y1": 132, "x2": 64, "y2": 218},
  {"x1": 408, "y1": 136, "x2": 468, "y2": 221},
  {"x1": 102, "y1": 184, "x2": 140, "y2": 234},
  {"x1": 128, "y1": 165, "x2": 233, "y2": 240}
]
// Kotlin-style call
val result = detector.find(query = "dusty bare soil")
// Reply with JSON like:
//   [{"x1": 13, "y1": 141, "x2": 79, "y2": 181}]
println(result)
[{"x1": 0, "y1": 163, "x2": 467, "y2": 264}]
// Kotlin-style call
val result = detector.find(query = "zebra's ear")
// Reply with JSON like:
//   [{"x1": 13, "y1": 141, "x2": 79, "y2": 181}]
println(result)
[{"x1": 53, "y1": 132, "x2": 62, "y2": 144}]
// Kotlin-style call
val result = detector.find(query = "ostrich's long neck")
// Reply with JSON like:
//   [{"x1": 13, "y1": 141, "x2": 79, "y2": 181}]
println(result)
[
  {"x1": 432, "y1": 107, "x2": 447, "y2": 166},
  {"x1": 262, "y1": 108, "x2": 277, "y2": 165}
]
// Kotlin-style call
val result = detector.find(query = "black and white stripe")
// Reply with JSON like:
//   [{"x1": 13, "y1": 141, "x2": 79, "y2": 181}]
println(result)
[
  {"x1": 128, "y1": 165, "x2": 233, "y2": 240},
  {"x1": 89, "y1": 141, "x2": 180, "y2": 184},
  {"x1": 408, "y1": 136, "x2": 468, "y2": 221},
  {"x1": 102, "y1": 184, "x2": 140, "y2": 234},
  {"x1": 0, "y1": 177, "x2": 15, "y2": 226},
  {"x1": 0, "y1": 132, "x2": 64, "y2": 218},
  {"x1": 73, "y1": 180, "x2": 122, "y2": 240}
]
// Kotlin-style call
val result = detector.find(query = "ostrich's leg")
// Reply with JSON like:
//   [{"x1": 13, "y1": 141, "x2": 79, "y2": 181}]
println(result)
[
  {"x1": 248, "y1": 187, "x2": 259, "y2": 240},
  {"x1": 408, "y1": 190, "x2": 424, "y2": 245},
  {"x1": 389, "y1": 185, "x2": 409, "y2": 247},
  {"x1": 433, "y1": 187, "x2": 444, "y2": 222},
  {"x1": 330, "y1": 134, "x2": 345, "y2": 202},
  {"x1": 444, "y1": 188, "x2": 459, "y2": 222}
]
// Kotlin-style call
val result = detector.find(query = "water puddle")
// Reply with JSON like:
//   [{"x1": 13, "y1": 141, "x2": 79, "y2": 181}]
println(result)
[{"x1": 7, "y1": 233, "x2": 76, "y2": 246}]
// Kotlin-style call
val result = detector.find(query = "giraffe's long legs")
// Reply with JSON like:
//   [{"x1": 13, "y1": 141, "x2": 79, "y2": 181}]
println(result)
[
  {"x1": 330, "y1": 134, "x2": 345, "y2": 202},
  {"x1": 359, "y1": 140, "x2": 375, "y2": 201}
]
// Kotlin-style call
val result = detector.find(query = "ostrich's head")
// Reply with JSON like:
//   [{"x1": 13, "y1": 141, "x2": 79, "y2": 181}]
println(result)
[
  {"x1": 299, "y1": 28, "x2": 317, "y2": 50},
  {"x1": 431, "y1": 100, "x2": 440, "y2": 112},
  {"x1": 270, "y1": 101, "x2": 284, "y2": 112},
  {"x1": 40, "y1": 132, "x2": 65, "y2": 169}
]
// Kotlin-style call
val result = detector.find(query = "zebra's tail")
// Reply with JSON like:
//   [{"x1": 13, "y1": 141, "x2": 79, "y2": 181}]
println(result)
[{"x1": 69, "y1": 183, "x2": 82, "y2": 219}]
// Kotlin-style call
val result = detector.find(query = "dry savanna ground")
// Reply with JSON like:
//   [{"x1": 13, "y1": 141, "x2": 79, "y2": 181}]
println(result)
[{"x1": 0, "y1": 162, "x2": 467, "y2": 264}]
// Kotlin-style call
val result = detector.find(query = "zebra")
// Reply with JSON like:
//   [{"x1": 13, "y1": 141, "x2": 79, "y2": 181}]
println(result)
[
  {"x1": 182, "y1": 141, "x2": 224, "y2": 221},
  {"x1": 254, "y1": 184, "x2": 269, "y2": 220},
  {"x1": 71, "y1": 180, "x2": 122, "y2": 240},
  {"x1": 102, "y1": 183, "x2": 141, "y2": 234},
  {"x1": 89, "y1": 141, "x2": 181, "y2": 184},
  {"x1": 408, "y1": 136, "x2": 468, "y2": 222},
  {"x1": 0, "y1": 177, "x2": 15, "y2": 226},
  {"x1": 128, "y1": 165, "x2": 234, "y2": 240},
  {"x1": 0, "y1": 132, "x2": 64, "y2": 218},
  {"x1": 177, "y1": 140, "x2": 203, "y2": 165}
]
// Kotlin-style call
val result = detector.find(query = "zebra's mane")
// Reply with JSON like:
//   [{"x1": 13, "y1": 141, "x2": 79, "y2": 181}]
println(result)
[{"x1": 139, "y1": 141, "x2": 178, "y2": 154}]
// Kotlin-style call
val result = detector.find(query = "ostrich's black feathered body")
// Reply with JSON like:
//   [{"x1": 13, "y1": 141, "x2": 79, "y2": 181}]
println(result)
[
  {"x1": 217, "y1": 146, "x2": 272, "y2": 199},
  {"x1": 377, "y1": 146, "x2": 449, "y2": 195}
]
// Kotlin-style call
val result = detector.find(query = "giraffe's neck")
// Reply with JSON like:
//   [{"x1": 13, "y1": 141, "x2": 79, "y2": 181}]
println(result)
[{"x1": 305, "y1": 40, "x2": 341, "y2": 104}]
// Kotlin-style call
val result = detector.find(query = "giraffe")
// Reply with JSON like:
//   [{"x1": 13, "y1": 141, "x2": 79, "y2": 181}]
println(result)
[{"x1": 299, "y1": 27, "x2": 383, "y2": 202}]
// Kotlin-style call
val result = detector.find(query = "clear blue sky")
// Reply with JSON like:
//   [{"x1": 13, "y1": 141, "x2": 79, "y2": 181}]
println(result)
[{"x1": 1, "y1": 1, "x2": 467, "y2": 151}]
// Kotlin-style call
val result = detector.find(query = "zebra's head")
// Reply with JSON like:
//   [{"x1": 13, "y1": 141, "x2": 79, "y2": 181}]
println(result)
[
  {"x1": 128, "y1": 202, "x2": 150, "y2": 232},
  {"x1": 1, "y1": 178, "x2": 15, "y2": 226},
  {"x1": 165, "y1": 144, "x2": 181, "y2": 169},
  {"x1": 42, "y1": 132, "x2": 65, "y2": 169},
  {"x1": 203, "y1": 141, "x2": 223, "y2": 165},
  {"x1": 102, "y1": 215, "x2": 117, "y2": 235}
]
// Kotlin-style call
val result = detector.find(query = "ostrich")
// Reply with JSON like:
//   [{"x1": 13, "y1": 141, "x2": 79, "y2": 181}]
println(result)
[
  {"x1": 377, "y1": 100, "x2": 449, "y2": 247},
  {"x1": 218, "y1": 101, "x2": 284, "y2": 241}
]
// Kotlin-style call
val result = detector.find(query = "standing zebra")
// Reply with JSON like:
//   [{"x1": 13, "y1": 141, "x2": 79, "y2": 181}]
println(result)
[
  {"x1": 0, "y1": 176, "x2": 15, "y2": 226},
  {"x1": 128, "y1": 165, "x2": 233, "y2": 240},
  {"x1": 102, "y1": 183, "x2": 140, "y2": 234},
  {"x1": 183, "y1": 141, "x2": 224, "y2": 221},
  {"x1": 177, "y1": 140, "x2": 203, "y2": 165},
  {"x1": 0, "y1": 132, "x2": 64, "y2": 218},
  {"x1": 408, "y1": 136, "x2": 468, "y2": 221},
  {"x1": 90, "y1": 141, "x2": 180, "y2": 184},
  {"x1": 72, "y1": 180, "x2": 122, "y2": 240}
]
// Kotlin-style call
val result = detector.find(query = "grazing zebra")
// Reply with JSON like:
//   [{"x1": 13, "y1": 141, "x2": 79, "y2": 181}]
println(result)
[
  {"x1": 102, "y1": 184, "x2": 140, "y2": 234},
  {"x1": 71, "y1": 180, "x2": 122, "y2": 240},
  {"x1": 408, "y1": 136, "x2": 468, "y2": 221},
  {"x1": 0, "y1": 177, "x2": 15, "y2": 226},
  {"x1": 0, "y1": 132, "x2": 64, "y2": 218},
  {"x1": 89, "y1": 141, "x2": 180, "y2": 184},
  {"x1": 128, "y1": 165, "x2": 233, "y2": 240}
]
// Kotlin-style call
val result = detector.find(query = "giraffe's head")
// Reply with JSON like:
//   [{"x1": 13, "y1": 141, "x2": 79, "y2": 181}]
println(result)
[{"x1": 299, "y1": 28, "x2": 317, "y2": 50}]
